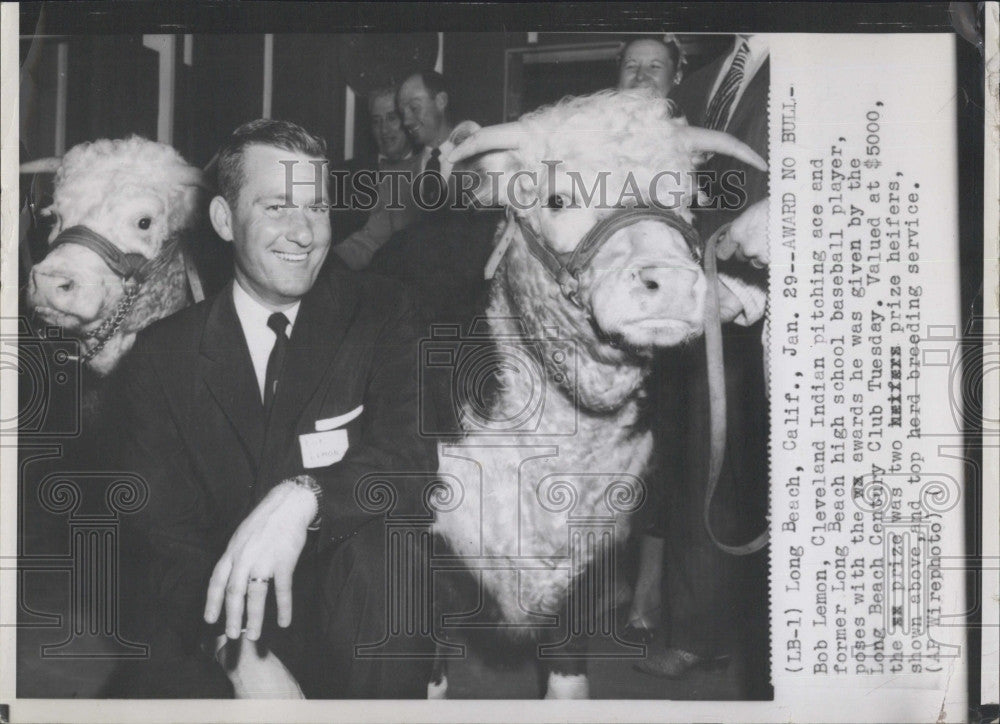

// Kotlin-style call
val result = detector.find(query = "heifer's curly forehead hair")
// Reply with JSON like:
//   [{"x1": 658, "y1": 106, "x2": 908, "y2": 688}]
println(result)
[{"x1": 215, "y1": 119, "x2": 327, "y2": 206}]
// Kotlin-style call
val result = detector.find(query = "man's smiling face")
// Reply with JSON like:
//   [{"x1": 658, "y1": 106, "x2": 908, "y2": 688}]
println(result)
[
  {"x1": 398, "y1": 75, "x2": 447, "y2": 148},
  {"x1": 217, "y1": 144, "x2": 331, "y2": 310}
]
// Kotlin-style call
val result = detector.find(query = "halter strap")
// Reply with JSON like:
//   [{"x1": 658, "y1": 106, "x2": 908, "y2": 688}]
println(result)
[
  {"x1": 49, "y1": 225, "x2": 170, "y2": 283},
  {"x1": 514, "y1": 207, "x2": 701, "y2": 304},
  {"x1": 701, "y1": 222, "x2": 769, "y2": 556}
]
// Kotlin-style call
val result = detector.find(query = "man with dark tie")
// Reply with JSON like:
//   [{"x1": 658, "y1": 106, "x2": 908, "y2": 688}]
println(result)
[
  {"x1": 636, "y1": 35, "x2": 771, "y2": 697},
  {"x1": 371, "y1": 70, "x2": 496, "y2": 330},
  {"x1": 115, "y1": 119, "x2": 437, "y2": 698},
  {"x1": 396, "y1": 70, "x2": 466, "y2": 208}
]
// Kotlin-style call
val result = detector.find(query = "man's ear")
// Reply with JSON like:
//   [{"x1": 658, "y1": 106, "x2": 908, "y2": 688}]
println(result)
[
  {"x1": 434, "y1": 91, "x2": 449, "y2": 115},
  {"x1": 209, "y1": 195, "x2": 235, "y2": 242}
]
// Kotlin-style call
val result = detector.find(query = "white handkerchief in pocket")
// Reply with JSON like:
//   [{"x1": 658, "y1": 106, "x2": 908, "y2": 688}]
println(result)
[
  {"x1": 314, "y1": 405, "x2": 364, "y2": 432},
  {"x1": 299, "y1": 429, "x2": 349, "y2": 469}
]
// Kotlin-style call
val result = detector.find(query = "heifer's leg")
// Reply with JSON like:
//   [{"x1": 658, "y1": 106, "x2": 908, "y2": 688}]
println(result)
[
  {"x1": 427, "y1": 643, "x2": 450, "y2": 699},
  {"x1": 539, "y1": 593, "x2": 589, "y2": 699},
  {"x1": 542, "y1": 645, "x2": 589, "y2": 699}
]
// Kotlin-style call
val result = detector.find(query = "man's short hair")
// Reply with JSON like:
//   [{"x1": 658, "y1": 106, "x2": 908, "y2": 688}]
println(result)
[
  {"x1": 367, "y1": 85, "x2": 398, "y2": 111},
  {"x1": 619, "y1": 35, "x2": 684, "y2": 69},
  {"x1": 407, "y1": 70, "x2": 448, "y2": 101},
  {"x1": 216, "y1": 119, "x2": 328, "y2": 206}
]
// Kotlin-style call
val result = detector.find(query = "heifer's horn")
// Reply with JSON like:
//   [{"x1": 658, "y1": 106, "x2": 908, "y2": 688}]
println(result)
[
  {"x1": 20, "y1": 157, "x2": 62, "y2": 174},
  {"x1": 177, "y1": 164, "x2": 212, "y2": 191},
  {"x1": 682, "y1": 127, "x2": 767, "y2": 172},
  {"x1": 448, "y1": 121, "x2": 530, "y2": 164}
]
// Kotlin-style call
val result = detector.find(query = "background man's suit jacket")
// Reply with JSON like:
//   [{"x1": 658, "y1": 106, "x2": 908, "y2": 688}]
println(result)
[
  {"x1": 115, "y1": 268, "x2": 438, "y2": 656},
  {"x1": 673, "y1": 53, "x2": 769, "y2": 239}
]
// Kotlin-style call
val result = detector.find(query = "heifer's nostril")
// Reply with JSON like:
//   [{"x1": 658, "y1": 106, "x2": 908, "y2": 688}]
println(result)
[{"x1": 638, "y1": 267, "x2": 666, "y2": 292}]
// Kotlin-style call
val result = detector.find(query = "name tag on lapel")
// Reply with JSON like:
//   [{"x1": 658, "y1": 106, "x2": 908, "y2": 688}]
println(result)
[{"x1": 299, "y1": 429, "x2": 349, "y2": 469}]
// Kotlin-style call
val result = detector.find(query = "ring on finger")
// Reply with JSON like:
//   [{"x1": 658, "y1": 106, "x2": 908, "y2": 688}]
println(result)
[{"x1": 248, "y1": 576, "x2": 271, "y2": 585}]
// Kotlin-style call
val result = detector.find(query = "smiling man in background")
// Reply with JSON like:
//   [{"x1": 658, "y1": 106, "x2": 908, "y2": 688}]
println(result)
[{"x1": 333, "y1": 86, "x2": 421, "y2": 270}]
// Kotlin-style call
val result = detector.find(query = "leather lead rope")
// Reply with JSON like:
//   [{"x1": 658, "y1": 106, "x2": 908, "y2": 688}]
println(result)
[{"x1": 702, "y1": 222, "x2": 769, "y2": 556}]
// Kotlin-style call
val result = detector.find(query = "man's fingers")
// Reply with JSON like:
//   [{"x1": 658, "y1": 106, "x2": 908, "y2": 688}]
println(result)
[
  {"x1": 224, "y1": 567, "x2": 250, "y2": 639},
  {"x1": 274, "y1": 568, "x2": 294, "y2": 628},
  {"x1": 204, "y1": 557, "x2": 233, "y2": 623},
  {"x1": 715, "y1": 234, "x2": 738, "y2": 261},
  {"x1": 244, "y1": 578, "x2": 270, "y2": 641}
]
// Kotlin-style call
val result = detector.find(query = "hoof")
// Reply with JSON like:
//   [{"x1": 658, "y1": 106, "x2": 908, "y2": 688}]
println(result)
[
  {"x1": 427, "y1": 675, "x2": 448, "y2": 699},
  {"x1": 544, "y1": 672, "x2": 589, "y2": 699}
]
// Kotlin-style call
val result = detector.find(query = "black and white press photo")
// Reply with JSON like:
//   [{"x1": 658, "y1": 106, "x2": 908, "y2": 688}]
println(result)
[{"x1": 1, "y1": 3, "x2": 994, "y2": 723}]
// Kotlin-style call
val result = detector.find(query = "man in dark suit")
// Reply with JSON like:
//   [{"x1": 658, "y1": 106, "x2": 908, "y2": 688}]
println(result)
[
  {"x1": 636, "y1": 35, "x2": 771, "y2": 698},
  {"x1": 115, "y1": 119, "x2": 437, "y2": 698},
  {"x1": 371, "y1": 70, "x2": 498, "y2": 331}
]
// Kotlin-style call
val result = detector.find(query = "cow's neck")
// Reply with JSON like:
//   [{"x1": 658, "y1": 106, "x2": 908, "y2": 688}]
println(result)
[
  {"x1": 481, "y1": 282, "x2": 648, "y2": 436},
  {"x1": 123, "y1": 250, "x2": 189, "y2": 332}
]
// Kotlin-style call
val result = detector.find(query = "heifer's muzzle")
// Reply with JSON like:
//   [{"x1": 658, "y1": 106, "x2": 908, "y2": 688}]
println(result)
[{"x1": 43, "y1": 225, "x2": 179, "y2": 362}]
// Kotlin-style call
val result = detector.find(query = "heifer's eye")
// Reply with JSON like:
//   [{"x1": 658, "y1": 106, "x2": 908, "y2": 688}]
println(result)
[
  {"x1": 137, "y1": 217, "x2": 152, "y2": 230},
  {"x1": 546, "y1": 194, "x2": 571, "y2": 210}
]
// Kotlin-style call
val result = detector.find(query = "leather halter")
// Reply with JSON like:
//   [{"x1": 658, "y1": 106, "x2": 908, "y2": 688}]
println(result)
[
  {"x1": 512, "y1": 206, "x2": 702, "y2": 308},
  {"x1": 47, "y1": 225, "x2": 181, "y2": 362},
  {"x1": 49, "y1": 225, "x2": 176, "y2": 284}
]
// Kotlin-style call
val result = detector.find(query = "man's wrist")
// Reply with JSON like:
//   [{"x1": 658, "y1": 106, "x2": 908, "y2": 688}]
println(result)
[{"x1": 287, "y1": 475, "x2": 322, "y2": 530}]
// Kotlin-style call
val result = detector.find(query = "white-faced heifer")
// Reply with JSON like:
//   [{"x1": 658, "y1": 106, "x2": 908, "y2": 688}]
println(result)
[
  {"x1": 25, "y1": 136, "x2": 206, "y2": 376},
  {"x1": 426, "y1": 90, "x2": 766, "y2": 698}
]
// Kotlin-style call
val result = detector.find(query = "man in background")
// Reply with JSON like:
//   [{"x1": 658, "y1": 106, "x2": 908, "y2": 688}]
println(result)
[
  {"x1": 617, "y1": 35, "x2": 684, "y2": 99},
  {"x1": 333, "y1": 85, "x2": 421, "y2": 269},
  {"x1": 371, "y1": 70, "x2": 496, "y2": 331}
]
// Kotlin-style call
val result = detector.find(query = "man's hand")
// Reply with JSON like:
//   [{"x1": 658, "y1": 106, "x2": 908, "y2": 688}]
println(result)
[
  {"x1": 716, "y1": 197, "x2": 769, "y2": 268},
  {"x1": 716, "y1": 283, "x2": 747, "y2": 324},
  {"x1": 203, "y1": 480, "x2": 318, "y2": 640},
  {"x1": 214, "y1": 634, "x2": 306, "y2": 699}
]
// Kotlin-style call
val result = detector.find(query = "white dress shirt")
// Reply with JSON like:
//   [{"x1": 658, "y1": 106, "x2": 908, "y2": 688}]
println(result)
[{"x1": 232, "y1": 280, "x2": 301, "y2": 402}]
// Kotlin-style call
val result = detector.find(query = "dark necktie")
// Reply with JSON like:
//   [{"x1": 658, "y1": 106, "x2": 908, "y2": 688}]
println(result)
[
  {"x1": 704, "y1": 41, "x2": 750, "y2": 131},
  {"x1": 263, "y1": 312, "x2": 289, "y2": 414},
  {"x1": 420, "y1": 147, "x2": 443, "y2": 205}
]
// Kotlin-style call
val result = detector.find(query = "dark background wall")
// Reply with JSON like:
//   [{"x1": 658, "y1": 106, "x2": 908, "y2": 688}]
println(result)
[{"x1": 19, "y1": 31, "x2": 733, "y2": 171}]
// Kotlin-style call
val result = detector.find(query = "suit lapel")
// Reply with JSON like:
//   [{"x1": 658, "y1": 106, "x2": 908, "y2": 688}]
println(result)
[
  {"x1": 199, "y1": 283, "x2": 267, "y2": 470},
  {"x1": 258, "y1": 273, "x2": 358, "y2": 487},
  {"x1": 679, "y1": 54, "x2": 728, "y2": 126}
]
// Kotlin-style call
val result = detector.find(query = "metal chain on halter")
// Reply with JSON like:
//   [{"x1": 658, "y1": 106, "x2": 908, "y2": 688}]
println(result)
[
  {"x1": 75, "y1": 279, "x2": 141, "y2": 362},
  {"x1": 48, "y1": 225, "x2": 187, "y2": 364}
]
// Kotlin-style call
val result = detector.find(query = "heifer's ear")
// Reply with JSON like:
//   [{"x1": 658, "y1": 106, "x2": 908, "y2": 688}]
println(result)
[{"x1": 209, "y1": 195, "x2": 235, "y2": 242}]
